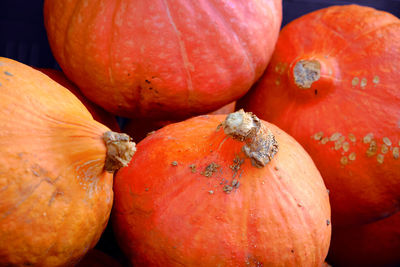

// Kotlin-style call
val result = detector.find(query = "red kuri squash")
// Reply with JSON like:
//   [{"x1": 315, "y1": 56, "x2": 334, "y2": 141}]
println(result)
[
  {"x1": 44, "y1": 0, "x2": 282, "y2": 119},
  {"x1": 113, "y1": 110, "x2": 331, "y2": 266},
  {"x1": 240, "y1": 4, "x2": 400, "y2": 227},
  {"x1": 0, "y1": 57, "x2": 135, "y2": 266}
]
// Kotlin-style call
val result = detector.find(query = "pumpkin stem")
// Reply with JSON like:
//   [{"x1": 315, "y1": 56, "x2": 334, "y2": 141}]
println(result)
[
  {"x1": 103, "y1": 131, "x2": 136, "y2": 172},
  {"x1": 293, "y1": 60, "x2": 321, "y2": 89},
  {"x1": 222, "y1": 109, "x2": 278, "y2": 168},
  {"x1": 290, "y1": 57, "x2": 335, "y2": 92}
]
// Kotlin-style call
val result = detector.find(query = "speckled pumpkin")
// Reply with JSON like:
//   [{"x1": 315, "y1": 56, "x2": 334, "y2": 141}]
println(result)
[
  {"x1": 113, "y1": 110, "x2": 331, "y2": 266},
  {"x1": 44, "y1": 0, "x2": 282, "y2": 119},
  {"x1": 240, "y1": 4, "x2": 400, "y2": 227},
  {"x1": 0, "y1": 57, "x2": 135, "y2": 266}
]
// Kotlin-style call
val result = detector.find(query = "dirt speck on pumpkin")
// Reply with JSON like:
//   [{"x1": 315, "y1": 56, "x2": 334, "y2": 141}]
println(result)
[
  {"x1": 4, "y1": 71, "x2": 13, "y2": 76},
  {"x1": 366, "y1": 140, "x2": 377, "y2": 157},
  {"x1": 171, "y1": 161, "x2": 178, "y2": 166},
  {"x1": 189, "y1": 164, "x2": 197, "y2": 173},
  {"x1": 313, "y1": 131, "x2": 324, "y2": 141},
  {"x1": 340, "y1": 156, "x2": 348, "y2": 165},
  {"x1": 376, "y1": 154, "x2": 384, "y2": 164},
  {"x1": 363, "y1": 133, "x2": 374, "y2": 144},
  {"x1": 223, "y1": 185, "x2": 233, "y2": 194},
  {"x1": 326, "y1": 219, "x2": 331, "y2": 226},
  {"x1": 393, "y1": 147, "x2": 399, "y2": 159},
  {"x1": 202, "y1": 162, "x2": 219, "y2": 177}
]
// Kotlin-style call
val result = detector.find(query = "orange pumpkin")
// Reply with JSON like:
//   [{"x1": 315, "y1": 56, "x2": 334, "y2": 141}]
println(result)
[
  {"x1": 113, "y1": 110, "x2": 331, "y2": 266},
  {"x1": 38, "y1": 68, "x2": 120, "y2": 132},
  {"x1": 44, "y1": 0, "x2": 282, "y2": 119},
  {"x1": 124, "y1": 101, "x2": 236, "y2": 143},
  {"x1": 327, "y1": 212, "x2": 400, "y2": 267},
  {"x1": 0, "y1": 57, "x2": 135, "y2": 266},
  {"x1": 240, "y1": 5, "x2": 400, "y2": 226}
]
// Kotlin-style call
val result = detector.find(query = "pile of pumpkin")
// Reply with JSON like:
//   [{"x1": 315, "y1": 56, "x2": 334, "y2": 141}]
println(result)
[{"x1": 0, "y1": 1, "x2": 399, "y2": 266}]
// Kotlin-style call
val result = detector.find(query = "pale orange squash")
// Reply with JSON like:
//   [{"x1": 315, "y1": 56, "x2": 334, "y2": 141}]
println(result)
[{"x1": 0, "y1": 57, "x2": 135, "y2": 266}]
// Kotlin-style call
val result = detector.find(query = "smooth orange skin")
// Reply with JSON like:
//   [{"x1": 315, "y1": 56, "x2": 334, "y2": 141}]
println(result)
[
  {"x1": 44, "y1": 0, "x2": 282, "y2": 119},
  {"x1": 113, "y1": 114, "x2": 331, "y2": 266},
  {"x1": 124, "y1": 101, "x2": 236, "y2": 143},
  {"x1": 0, "y1": 57, "x2": 113, "y2": 266},
  {"x1": 240, "y1": 5, "x2": 400, "y2": 226},
  {"x1": 327, "y1": 211, "x2": 400, "y2": 267},
  {"x1": 38, "y1": 68, "x2": 120, "y2": 132}
]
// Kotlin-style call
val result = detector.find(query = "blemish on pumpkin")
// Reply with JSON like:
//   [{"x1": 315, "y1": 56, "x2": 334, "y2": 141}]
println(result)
[
  {"x1": 348, "y1": 134, "x2": 356, "y2": 142},
  {"x1": 373, "y1": 75, "x2": 380, "y2": 85},
  {"x1": 366, "y1": 140, "x2": 377, "y2": 157},
  {"x1": 321, "y1": 137, "x2": 329, "y2": 144},
  {"x1": 330, "y1": 132, "x2": 341, "y2": 142},
  {"x1": 313, "y1": 131, "x2": 324, "y2": 141},
  {"x1": 293, "y1": 60, "x2": 321, "y2": 89},
  {"x1": 377, "y1": 154, "x2": 384, "y2": 164},
  {"x1": 334, "y1": 141, "x2": 342, "y2": 150},
  {"x1": 351, "y1": 77, "x2": 359, "y2": 86},
  {"x1": 381, "y1": 144, "x2": 389, "y2": 154},
  {"x1": 349, "y1": 152, "x2": 356, "y2": 161},
  {"x1": 360, "y1": 78, "x2": 367, "y2": 89},
  {"x1": 326, "y1": 219, "x2": 331, "y2": 226},
  {"x1": 4, "y1": 71, "x2": 13, "y2": 76},
  {"x1": 297, "y1": 203, "x2": 303, "y2": 207},
  {"x1": 223, "y1": 185, "x2": 233, "y2": 194},
  {"x1": 189, "y1": 164, "x2": 197, "y2": 173},
  {"x1": 275, "y1": 79, "x2": 280, "y2": 86},
  {"x1": 145, "y1": 188, "x2": 149, "y2": 191},
  {"x1": 393, "y1": 147, "x2": 399, "y2": 159},
  {"x1": 340, "y1": 156, "x2": 348, "y2": 165},
  {"x1": 208, "y1": 190, "x2": 214, "y2": 194},
  {"x1": 342, "y1": 142, "x2": 350, "y2": 152},
  {"x1": 202, "y1": 162, "x2": 219, "y2": 177},
  {"x1": 363, "y1": 133, "x2": 374, "y2": 144},
  {"x1": 382, "y1": 137, "x2": 392, "y2": 146}
]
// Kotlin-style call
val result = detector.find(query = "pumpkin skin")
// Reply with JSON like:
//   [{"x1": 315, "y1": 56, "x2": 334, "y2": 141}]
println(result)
[
  {"x1": 327, "y1": 211, "x2": 400, "y2": 267},
  {"x1": 113, "y1": 112, "x2": 331, "y2": 266},
  {"x1": 38, "y1": 68, "x2": 120, "y2": 132},
  {"x1": 240, "y1": 5, "x2": 400, "y2": 227},
  {"x1": 0, "y1": 57, "x2": 135, "y2": 266},
  {"x1": 124, "y1": 101, "x2": 236, "y2": 142},
  {"x1": 43, "y1": 0, "x2": 282, "y2": 119}
]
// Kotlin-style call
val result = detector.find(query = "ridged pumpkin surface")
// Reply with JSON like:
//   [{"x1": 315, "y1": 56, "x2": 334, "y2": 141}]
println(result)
[
  {"x1": 38, "y1": 68, "x2": 120, "y2": 132},
  {"x1": 44, "y1": 0, "x2": 282, "y2": 119},
  {"x1": 240, "y1": 5, "x2": 400, "y2": 226},
  {"x1": 0, "y1": 57, "x2": 132, "y2": 266},
  {"x1": 113, "y1": 113, "x2": 331, "y2": 266}
]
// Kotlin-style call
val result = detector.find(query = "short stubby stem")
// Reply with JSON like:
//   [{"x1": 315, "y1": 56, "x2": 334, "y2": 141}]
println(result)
[
  {"x1": 289, "y1": 56, "x2": 336, "y2": 93},
  {"x1": 103, "y1": 131, "x2": 136, "y2": 172},
  {"x1": 222, "y1": 109, "x2": 278, "y2": 168}
]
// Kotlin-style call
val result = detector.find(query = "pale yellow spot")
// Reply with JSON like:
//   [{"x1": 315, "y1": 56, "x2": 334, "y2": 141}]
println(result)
[
  {"x1": 382, "y1": 137, "x2": 392, "y2": 146},
  {"x1": 321, "y1": 137, "x2": 329, "y2": 144},
  {"x1": 363, "y1": 133, "x2": 374, "y2": 144},
  {"x1": 334, "y1": 141, "x2": 342, "y2": 150},
  {"x1": 373, "y1": 75, "x2": 380, "y2": 85},
  {"x1": 330, "y1": 132, "x2": 342, "y2": 142},
  {"x1": 349, "y1": 152, "x2": 356, "y2": 161},
  {"x1": 377, "y1": 154, "x2": 384, "y2": 164},
  {"x1": 340, "y1": 156, "x2": 348, "y2": 165},
  {"x1": 381, "y1": 144, "x2": 389, "y2": 154},
  {"x1": 342, "y1": 142, "x2": 350, "y2": 152},
  {"x1": 348, "y1": 134, "x2": 356, "y2": 142},
  {"x1": 275, "y1": 79, "x2": 281, "y2": 86},
  {"x1": 366, "y1": 140, "x2": 377, "y2": 157},
  {"x1": 360, "y1": 78, "x2": 367, "y2": 88},
  {"x1": 352, "y1": 77, "x2": 359, "y2": 86},
  {"x1": 393, "y1": 147, "x2": 399, "y2": 159}
]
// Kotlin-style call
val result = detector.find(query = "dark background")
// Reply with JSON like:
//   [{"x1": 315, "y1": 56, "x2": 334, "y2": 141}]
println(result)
[{"x1": 1, "y1": 0, "x2": 399, "y2": 68}]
